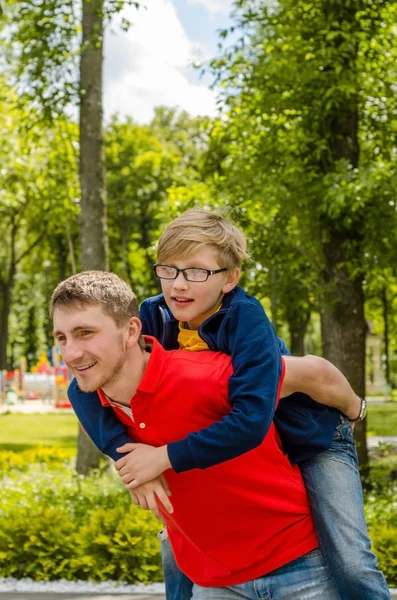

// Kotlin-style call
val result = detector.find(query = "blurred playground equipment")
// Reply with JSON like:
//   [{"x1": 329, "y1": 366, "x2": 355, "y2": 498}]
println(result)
[{"x1": 0, "y1": 348, "x2": 71, "y2": 409}]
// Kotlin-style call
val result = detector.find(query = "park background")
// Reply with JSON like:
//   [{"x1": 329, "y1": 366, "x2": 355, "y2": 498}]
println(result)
[{"x1": 0, "y1": 0, "x2": 396, "y2": 591}]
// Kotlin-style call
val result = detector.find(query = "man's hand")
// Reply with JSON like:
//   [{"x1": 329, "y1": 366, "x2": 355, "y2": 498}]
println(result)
[
  {"x1": 128, "y1": 474, "x2": 173, "y2": 520},
  {"x1": 115, "y1": 442, "x2": 172, "y2": 487}
]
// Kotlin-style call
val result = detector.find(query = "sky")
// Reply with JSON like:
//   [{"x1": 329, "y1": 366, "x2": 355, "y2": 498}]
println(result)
[{"x1": 103, "y1": 0, "x2": 235, "y2": 123}]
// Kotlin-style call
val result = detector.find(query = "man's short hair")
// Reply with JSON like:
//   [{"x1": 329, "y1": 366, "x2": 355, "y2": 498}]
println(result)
[
  {"x1": 50, "y1": 271, "x2": 145, "y2": 348},
  {"x1": 157, "y1": 208, "x2": 250, "y2": 269}
]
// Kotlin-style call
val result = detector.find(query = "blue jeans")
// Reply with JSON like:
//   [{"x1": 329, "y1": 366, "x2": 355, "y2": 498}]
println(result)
[
  {"x1": 299, "y1": 416, "x2": 390, "y2": 600},
  {"x1": 159, "y1": 417, "x2": 390, "y2": 600},
  {"x1": 190, "y1": 549, "x2": 339, "y2": 599},
  {"x1": 159, "y1": 528, "x2": 193, "y2": 600}
]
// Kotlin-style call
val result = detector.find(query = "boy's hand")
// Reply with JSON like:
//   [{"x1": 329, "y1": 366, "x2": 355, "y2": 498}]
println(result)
[
  {"x1": 115, "y1": 443, "x2": 172, "y2": 487},
  {"x1": 128, "y1": 474, "x2": 173, "y2": 520}
]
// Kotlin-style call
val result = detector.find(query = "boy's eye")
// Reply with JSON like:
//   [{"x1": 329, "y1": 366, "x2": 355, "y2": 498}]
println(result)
[{"x1": 80, "y1": 330, "x2": 93, "y2": 337}]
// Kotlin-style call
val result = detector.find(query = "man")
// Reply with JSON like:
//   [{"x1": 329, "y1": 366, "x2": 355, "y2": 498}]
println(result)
[{"x1": 51, "y1": 270, "x2": 339, "y2": 599}]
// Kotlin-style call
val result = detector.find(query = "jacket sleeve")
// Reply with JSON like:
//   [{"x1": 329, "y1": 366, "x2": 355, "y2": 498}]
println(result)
[
  {"x1": 68, "y1": 378, "x2": 134, "y2": 461},
  {"x1": 167, "y1": 301, "x2": 282, "y2": 472}
]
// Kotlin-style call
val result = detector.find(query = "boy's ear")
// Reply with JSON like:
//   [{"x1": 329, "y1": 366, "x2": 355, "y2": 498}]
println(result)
[
  {"x1": 222, "y1": 267, "x2": 240, "y2": 294},
  {"x1": 126, "y1": 316, "x2": 142, "y2": 347}
]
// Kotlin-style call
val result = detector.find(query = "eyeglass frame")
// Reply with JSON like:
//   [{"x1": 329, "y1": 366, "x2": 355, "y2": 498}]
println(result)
[{"x1": 153, "y1": 263, "x2": 228, "y2": 282}]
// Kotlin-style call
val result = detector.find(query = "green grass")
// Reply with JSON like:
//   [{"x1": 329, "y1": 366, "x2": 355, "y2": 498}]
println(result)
[
  {"x1": 0, "y1": 413, "x2": 78, "y2": 452},
  {"x1": 367, "y1": 403, "x2": 397, "y2": 437}
]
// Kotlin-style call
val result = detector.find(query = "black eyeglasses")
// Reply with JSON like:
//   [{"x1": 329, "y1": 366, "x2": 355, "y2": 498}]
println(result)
[{"x1": 153, "y1": 264, "x2": 228, "y2": 283}]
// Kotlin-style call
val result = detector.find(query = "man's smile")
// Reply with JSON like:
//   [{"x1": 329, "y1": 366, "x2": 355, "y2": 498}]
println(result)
[{"x1": 73, "y1": 361, "x2": 97, "y2": 372}]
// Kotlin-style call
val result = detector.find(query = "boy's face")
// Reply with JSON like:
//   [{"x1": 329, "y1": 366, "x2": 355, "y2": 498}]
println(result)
[
  {"x1": 160, "y1": 246, "x2": 239, "y2": 329},
  {"x1": 53, "y1": 303, "x2": 129, "y2": 393}
]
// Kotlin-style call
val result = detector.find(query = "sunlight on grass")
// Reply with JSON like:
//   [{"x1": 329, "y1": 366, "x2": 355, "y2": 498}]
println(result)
[{"x1": 0, "y1": 413, "x2": 78, "y2": 451}]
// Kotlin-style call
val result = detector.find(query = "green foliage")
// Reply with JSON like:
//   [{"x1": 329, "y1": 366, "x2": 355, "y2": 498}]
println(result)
[
  {"x1": 1, "y1": 448, "x2": 396, "y2": 585},
  {"x1": 2, "y1": 0, "x2": 79, "y2": 120},
  {"x1": 365, "y1": 448, "x2": 397, "y2": 586},
  {"x1": 0, "y1": 80, "x2": 79, "y2": 368},
  {"x1": 370, "y1": 525, "x2": 397, "y2": 586},
  {"x1": 0, "y1": 446, "x2": 72, "y2": 474},
  {"x1": 206, "y1": 0, "x2": 397, "y2": 361},
  {"x1": 1, "y1": 0, "x2": 141, "y2": 121},
  {"x1": 105, "y1": 108, "x2": 213, "y2": 300},
  {"x1": 0, "y1": 450, "x2": 162, "y2": 582},
  {"x1": 367, "y1": 404, "x2": 397, "y2": 437}
]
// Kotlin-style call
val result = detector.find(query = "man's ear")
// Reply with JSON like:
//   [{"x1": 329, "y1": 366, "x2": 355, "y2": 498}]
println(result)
[
  {"x1": 126, "y1": 316, "x2": 142, "y2": 347},
  {"x1": 222, "y1": 267, "x2": 240, "y2": 294}
]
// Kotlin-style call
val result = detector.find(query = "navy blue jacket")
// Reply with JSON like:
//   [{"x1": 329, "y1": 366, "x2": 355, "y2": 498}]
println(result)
[{"x1": 68, "y1": 286, "x2": 340, "y2": 467}]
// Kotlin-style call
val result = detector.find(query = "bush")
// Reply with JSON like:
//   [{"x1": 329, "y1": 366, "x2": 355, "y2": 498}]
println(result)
[
  {"x1": 365, "y1": 449, "x2": 397, "y2": 588},
  {"x1": 369, "y1": 525, "x2": 397, "y2": 586},
  {"x1": 0, "y1": 450, "x2": 162, "y2": 583},
  {"x1": 1, "y1": 449, "x2": 396, "y2": 586},
  {"x1": 0, "y1": 447, "x2": 72, "y2": 474}
]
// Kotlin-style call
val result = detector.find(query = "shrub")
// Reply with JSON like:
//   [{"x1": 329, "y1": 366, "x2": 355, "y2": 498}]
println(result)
[
  {"x1": 365, "y1": 450, "x2": 397, "y2": 588},
  {"x1": 0, "y1": 449, "x2": 396, "y2": 586},
  {"x1": 0, "y1": 447, "x2": 72, "y2": 475},
  {"x1": 0, "y1": 450, "x2": 162, "y2": 583},
  {"x1": 369, "y1": 525, "x2": 397, "y2": 586}
]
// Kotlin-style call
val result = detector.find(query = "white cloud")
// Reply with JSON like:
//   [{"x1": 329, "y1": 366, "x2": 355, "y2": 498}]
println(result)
[
  {"x1": 103, "y1": 0, "x2": 219, "y2": 123},
  {"x1": 186, "y1": 0, "x2": 233, "y2": 15}
]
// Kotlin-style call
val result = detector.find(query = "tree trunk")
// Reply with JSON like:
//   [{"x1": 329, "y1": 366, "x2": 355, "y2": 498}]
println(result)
[
  {"x1": 76, "y1": 0, "x2": 108, "y2": 474},
  {"x1": 381, "y1": 285, "x2": 390, "y2": 387},
  {"x1": 79, "y1": 0, "x2": 108, "y2": 272},
  {"x1": 318, "y1": 1, "x2": 369, "y2": 475},
  {"x1": 0, "y1": 280, "x2": 12, "y2": 370},
  {"x1": 288, "y1": 311, "x2": 310, "y2": 357},
  {"x1": 76, "y1": 427, "x2": 104, "y2": 475},
  {"x1": 269, "y1": 267, "x2": 280, "y2": 331},
  {"x1": 320, "y1": 232, "x2": 369, "y2": 475}
]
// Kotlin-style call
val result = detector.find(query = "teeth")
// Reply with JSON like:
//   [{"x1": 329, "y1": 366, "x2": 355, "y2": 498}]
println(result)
[{"x1": 76, "y1": 363, "x2": 95, "y2": 371}]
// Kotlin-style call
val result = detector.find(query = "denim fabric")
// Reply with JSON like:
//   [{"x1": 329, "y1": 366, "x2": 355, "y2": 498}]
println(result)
[
  {"x1": 191, "y1": 549, "x2": 339, "y2": 600},
  {"x1": 300, "y1": 416, "x2": 391, "y2": 600},
  {"x1": 159, "y1": 529, "x2": 193, "y2": 600}
]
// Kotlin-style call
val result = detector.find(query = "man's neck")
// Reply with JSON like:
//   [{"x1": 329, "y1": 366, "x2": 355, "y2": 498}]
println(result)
[{"x1": 101, "y1": 348, "x2": 150, "y2": 407}]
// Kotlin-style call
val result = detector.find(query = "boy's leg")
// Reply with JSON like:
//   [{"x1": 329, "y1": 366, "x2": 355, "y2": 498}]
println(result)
[
  {"x1": 191, "y1": 549, "x2": 339, "y2": 600},
  {"x1": 299, "y1": 416, "x2": 391, "y2": 600},
  {"x1": 158, "y1": 528, "x2": 194, "y2": 600}
]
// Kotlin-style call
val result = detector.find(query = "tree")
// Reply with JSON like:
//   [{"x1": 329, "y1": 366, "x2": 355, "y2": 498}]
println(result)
[
  {"x1": 208, "y1": 0, "x2": 397, "y2": 469},
  {"x1": 0, "y1": 86, "x2": 75, "y2": 369},
  {"x1": 2, "y1": 0, "x2": 140, "y2": 473}
]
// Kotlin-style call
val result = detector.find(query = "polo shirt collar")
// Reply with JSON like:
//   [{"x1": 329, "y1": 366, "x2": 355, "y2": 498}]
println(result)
[
  {"x1": 97, "y1": 335, "x2": 167, "y2": 405},
  {"x1": 136, "y1": 336, "x2": 167, "y2": 394}
]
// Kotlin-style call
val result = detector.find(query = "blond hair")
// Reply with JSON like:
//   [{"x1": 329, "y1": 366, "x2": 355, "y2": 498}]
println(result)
[
  {"x1": 50, "y1": 271, "x2": 145, "y2": 349},
  {"x1": 157, "y1": 208, "x2": 250, "y2": 268}
]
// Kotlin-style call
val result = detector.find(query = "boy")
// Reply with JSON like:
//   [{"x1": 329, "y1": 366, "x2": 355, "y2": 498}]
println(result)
[
  {"x1": 67, "y1": 209, "x2": 389, "y2": 600},
  {"x1": 52, "y1": 271, "x2": 340, "y2": 599}
]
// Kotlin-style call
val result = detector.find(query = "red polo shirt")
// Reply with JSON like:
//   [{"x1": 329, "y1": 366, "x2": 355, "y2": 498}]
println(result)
[{"x1": 98, "y1": 337, "x2": 318, "y2": 587}]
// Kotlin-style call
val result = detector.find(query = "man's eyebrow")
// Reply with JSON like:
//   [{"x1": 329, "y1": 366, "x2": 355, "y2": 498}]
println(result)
[{"x1": 53, "y1": 325, "x2": 99, "y2": 337}]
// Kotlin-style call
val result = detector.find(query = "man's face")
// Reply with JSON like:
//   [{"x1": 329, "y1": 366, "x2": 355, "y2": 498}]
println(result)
[
  {"x1": 160, "y1": 246, "x2": 238, "y2": 329},
  {"x1": 53, "y1": 304, "x2": 127, "y2": 392}
]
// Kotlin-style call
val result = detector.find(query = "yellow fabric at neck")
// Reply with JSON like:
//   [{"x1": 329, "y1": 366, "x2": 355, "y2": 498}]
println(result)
[
  {"x1": 178, "y1": 323, "x2": 210, "y2": 352},
  {"x1": 177, "y1": 304, "x2": 222, "y2": 351}
]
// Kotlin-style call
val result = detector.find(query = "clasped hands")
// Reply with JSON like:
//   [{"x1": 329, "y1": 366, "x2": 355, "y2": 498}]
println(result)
[{"x1": 115, "y1": 442, "x2": 173, "y2": 520}]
